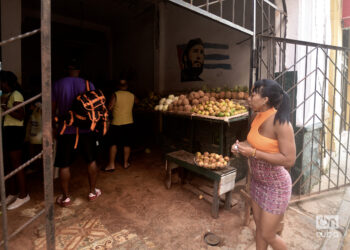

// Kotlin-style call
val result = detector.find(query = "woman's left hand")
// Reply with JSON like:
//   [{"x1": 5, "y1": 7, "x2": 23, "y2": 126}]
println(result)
[{"x1": 237, "y1": 142, "x2": 255, "y2": 158}]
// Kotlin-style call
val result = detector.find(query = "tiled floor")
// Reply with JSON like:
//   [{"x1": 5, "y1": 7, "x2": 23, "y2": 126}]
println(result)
[{"x1": 34, "y1": 208, "x2": 154, "y2": 249}]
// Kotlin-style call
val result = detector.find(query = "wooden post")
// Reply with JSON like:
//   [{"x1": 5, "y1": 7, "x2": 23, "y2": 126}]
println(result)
[
  {"x1": 165, "y1": 160, "x2": 172, "y2": 189},
  {"x1": 224, "y1": 190, "x2": 232, "y2": 210},
  {"x1": 212, "y1": 180, "x2": 220, "y2": 218}
]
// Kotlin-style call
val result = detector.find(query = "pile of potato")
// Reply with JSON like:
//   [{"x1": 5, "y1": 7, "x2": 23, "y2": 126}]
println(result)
[
  {"x1": 192, "y1": 99, "x2": 247, "y2": 117},
  {"x1": 194, "y1": 152, "x2": 230, "y2": 169},
  {"x1": 155, "y1": 87, "x2": 249, "y2": 114}
]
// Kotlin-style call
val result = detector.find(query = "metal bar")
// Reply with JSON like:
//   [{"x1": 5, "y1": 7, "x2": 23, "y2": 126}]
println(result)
[
  {"x1": 273, "y1": 37, "x2": 276, "y2": 76},
  {"x1": 261, "y1": 0, "x2": 264, "y2": 35},
  {"x1": 336, "y1": 51, "x2": 341, "y2": 188},
  {"x1": 338, "y1": 52, "x2": 347, "y2": 186},
  {"x1": 41, "y1": 0, "x2": 55, "y2": 248},
  {"x1": 328, "y1": 51, "x2": 338, "y2": 189},
  {"x1": 0, "y1": 96, "x2": 9, "y2": 249},
  {"x1": 219, "y1": 123, "x2": 224, "y2": 154},
  {"x1": 268, "y1": 4, "x2": 272, "y2": 35},
  {"x1": 273, "y1": 46, "x2": 318, "y2": 85},
  {"x1": 291, "y1": 138, "x2": 350, "y2": 189},
  {"x1": 197, "y1": 0, "x2": 226, "y2": 8},
  {"x1": 320, "y1": 47, "x2": 350, "y2": 82},
  {"x1": 232, "y1": 0, "x2": 235, "y2": 23},
  {"x1": 345, "y1": 53, "x2": 350, "y2": 186},
  {"x1": 256, "y1": 0, "x2": 274, "y2": 29},
  {"x1": 4, "y1": 152, "x2": 43, "y2": 181},
  {"x1": 291, "y1": 159, "x2": 331, "y2": 189},
  {"x1": 290, "y1": 185, "x2": 349, "y2": 204},
  {"x1": 281, "y1": 40, "x2": 286, "y2": 88},
  {"x1": 345, "y1": 113, "x2": 350, "y2": 185},
  {"x1": 259, "y1": 0, "x2": 263, "y2": 80},
  {"x1": 321, "y1": 48, "x2": 328, "y2": 192},
  {"x1": 309, "y1": 47, "x2": 319, "y2": 194},
  {"x1": 0, "y1": 209, "x2": 45, "y2": 246},
  {"x1": 279, "y1": 12, "x2": 281, "y2": 39},
  {"x1": 316, "y1": 68, "x2": 350, "y2": 109},
  {"x1": 168, "y1": 0, "x2": 254, "y2": 35},
  {"x1": 267, "y1": 31, "x2": 271, "y2": 77},
  {"x1": 243, "y1": 0, "x2": 246, "y2": 27},
  {"x1": 282, "y1": 39, "x2": 286, "y2": 77},
  {"x1": 343, "y1": 52, "x2": 349, "y2": 131},
  {"x1": 0, "y1": 29, "x2": 40, "y2": 47},
  {"x1": 299, "y1": 170, "x2": 323, "y2": 189},
  {"x1": 292, "y1": 43, "x2": 297, "y2": 126},
  {"x1": 1, "y1": 93, "x2": 42, "y2": 117},
  {"x1": 300, "y1": 45, "x2": 308, "y2": 197},
  {"x1": 316, "y1": 109, "x2": 345, "y2": 141},
  {"x1": 260, "y1": 56, "x2": 274, "y2": 78},
  {"x1": 206, "y1": 0, "x2": 209, "y2": 11},
  {"x1": 263, "y1": 0, "x2": 285, "y2": 14},
  {"x1": 258, "y1": 38, "x2": 261, "y2": 79},
  {"x1": 249, "y1": 0, "x2": 257, "y2": 91},
  {"x1": 219, "y1": 0, "x2": 223, "y2": 18},
  {"x1": 261, "y1": 35, "x2": 350, "y2": 52},
  {"x1": 312, "y1": 131, "x2": 345, "y2": 168},
  {"x1": 292, "y1": 152, "x2": 336, "y2": 187}
]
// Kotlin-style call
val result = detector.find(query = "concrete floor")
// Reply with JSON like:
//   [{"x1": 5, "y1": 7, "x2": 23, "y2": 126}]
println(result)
[{"x1": 0, "y1": 148, "x2": 342, "y2": 249}]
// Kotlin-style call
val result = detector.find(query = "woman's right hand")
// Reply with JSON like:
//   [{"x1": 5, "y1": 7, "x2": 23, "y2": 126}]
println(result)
[{"x1": 231, "y1": 140, "x2": 240, "y2": 156}]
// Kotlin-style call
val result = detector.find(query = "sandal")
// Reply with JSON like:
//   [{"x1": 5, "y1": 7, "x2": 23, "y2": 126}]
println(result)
[
  {"x1": 56, "y1": 195, "x2": 71, "y2": 207},
  {"x1": 123, "y1": 163, "x2": 131, "y2": 169},
  {"x1": 102, "y1": 168, "x2": 115, "y2": 172},
  {"x1": 88, "y1": 188, "x2": 102, "y2": 201}
]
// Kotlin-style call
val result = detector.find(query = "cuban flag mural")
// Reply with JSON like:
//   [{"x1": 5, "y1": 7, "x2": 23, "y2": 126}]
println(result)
[{"x1": 177, "y1": 38, "x2": 231, "y2": 82}]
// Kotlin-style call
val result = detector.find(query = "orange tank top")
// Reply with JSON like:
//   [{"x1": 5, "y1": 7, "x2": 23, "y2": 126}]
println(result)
[{"x1": 247, "y1": 108, "x2": 280, "y2": 154}]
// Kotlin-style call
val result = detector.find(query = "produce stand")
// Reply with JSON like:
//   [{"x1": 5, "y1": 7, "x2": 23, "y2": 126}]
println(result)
[
  {"x1": 161, "y1": 111, "x2": 249, "y2": 155},
  {"x1": 165, "y1": 150, "x2": 237, "y2": 218}
]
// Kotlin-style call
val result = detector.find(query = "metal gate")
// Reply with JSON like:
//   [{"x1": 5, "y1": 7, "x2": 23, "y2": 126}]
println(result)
[
  {"x1": 257, "y1": 35, "x2": 350, "y2": 201},
  {"x1": 0, "y1": 0, "x2": 54, "y2": 249}
]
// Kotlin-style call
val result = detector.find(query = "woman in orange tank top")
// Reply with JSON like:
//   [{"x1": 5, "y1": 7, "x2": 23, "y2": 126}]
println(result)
[{"x1": 232, "y1": 79, "x2": 296, "y2": 250}]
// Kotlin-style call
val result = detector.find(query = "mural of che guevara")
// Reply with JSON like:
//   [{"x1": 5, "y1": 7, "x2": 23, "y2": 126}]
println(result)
[{"x1": 181, "y1": 38, "x2": 204, "y2": 82}]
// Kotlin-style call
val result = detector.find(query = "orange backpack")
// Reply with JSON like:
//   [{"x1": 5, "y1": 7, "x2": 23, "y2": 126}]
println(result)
[{"x1": 55, "y1": 80, "x2": 108, "y2": 148}]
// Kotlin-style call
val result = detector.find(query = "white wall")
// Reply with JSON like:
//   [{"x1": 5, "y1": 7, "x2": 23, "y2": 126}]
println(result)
[
  {"x1": 285, "y1": 0, "x2": 332, "y2": 127},
  {"x1": 158, "y1": 2, "x2": 252, "y2": 94}
]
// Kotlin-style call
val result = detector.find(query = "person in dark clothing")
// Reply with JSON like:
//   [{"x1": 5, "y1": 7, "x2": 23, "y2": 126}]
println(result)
[{"x1": 52, "y1": 59, "x2": 101, "y2": 207}]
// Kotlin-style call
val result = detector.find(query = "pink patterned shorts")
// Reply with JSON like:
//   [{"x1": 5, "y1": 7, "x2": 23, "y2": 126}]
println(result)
[{"x1": 249, "y1": 157, "x2": 292, "y2": 214}]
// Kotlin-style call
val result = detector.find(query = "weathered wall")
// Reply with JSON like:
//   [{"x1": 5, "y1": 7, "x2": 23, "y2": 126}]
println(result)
[
  {"x1": 158, "y1": 2, "x2": 252, "y2": 95},
  {"x1": 112, "y1": 9, "x2": 155, "y2": 98},
  {"x1": 1, "y1": 0, "x2": 22, "y2": 81}
]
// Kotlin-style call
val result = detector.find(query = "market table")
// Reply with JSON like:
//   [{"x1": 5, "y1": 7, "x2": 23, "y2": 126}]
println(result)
[
  {"x1": 165, "y1": 150, "x2": 237, "y2": 218},
  {"x1": 161, "y1": 111, "x2": 249, "y2": 155}
]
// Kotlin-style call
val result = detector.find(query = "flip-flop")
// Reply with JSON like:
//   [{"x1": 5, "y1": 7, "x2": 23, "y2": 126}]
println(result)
[
  {"x1": 56, "y1": 195, "x2": 71, "y2": 207},
  {"x1": 123, "y1": 163, "x2": 131, "y2": 169},
  {"x1": 102, "y1": 168, "x2": 115, "y2": 172}
]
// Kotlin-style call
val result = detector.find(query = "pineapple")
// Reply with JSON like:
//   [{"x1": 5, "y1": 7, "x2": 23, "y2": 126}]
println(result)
[
  {"x1": 238, "y1": 86, "x2": 245, "y2": 99},
  {"x1": 232, "y1": 86, "x2": 239, "y2": 99},
  {"x1": 243, "y1": 86, "x2": 249, "y2": 99}
]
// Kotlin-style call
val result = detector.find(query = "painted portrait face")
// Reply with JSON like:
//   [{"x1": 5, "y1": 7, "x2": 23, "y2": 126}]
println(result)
[{"x1": 188, "y1": 44, "x2": 204, "y2": 68}]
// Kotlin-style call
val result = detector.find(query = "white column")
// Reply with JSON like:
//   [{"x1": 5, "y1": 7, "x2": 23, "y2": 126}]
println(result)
[{"x1": 1, "y1": 0, "x2": 22, "y2": 82}]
